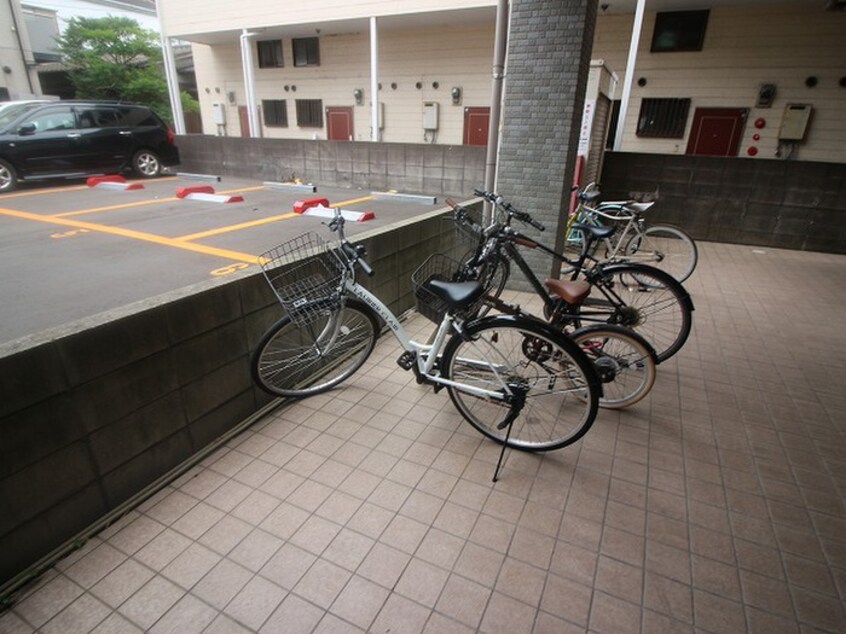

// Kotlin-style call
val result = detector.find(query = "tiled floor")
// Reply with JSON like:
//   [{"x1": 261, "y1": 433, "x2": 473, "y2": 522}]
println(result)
[{"x1": 2, "y1": 241, "x2": 845, "y2": 633}]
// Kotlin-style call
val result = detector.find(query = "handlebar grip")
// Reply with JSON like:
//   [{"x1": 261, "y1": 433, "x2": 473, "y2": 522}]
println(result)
[
  {"x1": 358, "y1": 257, "x2": 375, "y2": 277},
  {"x1": 530, "y1": 218, "x2": 545, "y2": 232}
]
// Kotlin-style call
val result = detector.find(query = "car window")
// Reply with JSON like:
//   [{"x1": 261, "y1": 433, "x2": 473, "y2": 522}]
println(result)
[
  {"x1": 0, "y1": 102, "x2": 45, "y2": 131},
  {"x1": 122, "y1": 107, "x2": 159, "y2": 128},
  {"x1": 78, "y1": 107, "x2": 123, "y2": 128},
  {"x1": 22, "y1": 107, "x2": 76, "y2": 133}
]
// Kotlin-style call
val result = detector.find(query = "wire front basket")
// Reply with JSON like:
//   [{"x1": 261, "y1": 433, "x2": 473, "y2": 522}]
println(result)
[
  {"x1": 411, "y1": 253, "x2": 481, "y2": 324},
  {"x1": 259, "y1": 232, "x2": 346, "y2": 325}
]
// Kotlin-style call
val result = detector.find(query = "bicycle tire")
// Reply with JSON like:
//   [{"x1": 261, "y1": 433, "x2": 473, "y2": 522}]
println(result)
[
  {"x1": 580, "y1": 263, "x2": 693, "y2": 363},
  {"x1": 251, "y1": 299, "x2": 379, "y2": 397},
  {"x1": 441, "y1": 315, "x2": 600, "y2": 452},
  {"x1": 570, "y1": 324, "x2": 657, "y2": 409},
  {"x1": 623, "y1": 224, "x2": 698, "y2": 283}
]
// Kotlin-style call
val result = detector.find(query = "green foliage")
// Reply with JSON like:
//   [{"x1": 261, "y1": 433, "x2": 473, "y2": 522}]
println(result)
[{"x1": 56, "y1": 16, "x2": 177, "y2": 121}]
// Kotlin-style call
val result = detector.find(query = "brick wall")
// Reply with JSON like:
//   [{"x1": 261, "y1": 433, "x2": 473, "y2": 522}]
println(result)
[{"x1": 495, "y1": 0, "x2": 597, "y2": 286}]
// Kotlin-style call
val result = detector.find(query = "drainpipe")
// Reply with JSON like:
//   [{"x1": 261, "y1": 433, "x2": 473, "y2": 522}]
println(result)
[
  {"x1": 613, "y1": 0, "x2": 645, "y2": 151},
  {"x1": 483, "y1": 0, "x2": 508, "y2": 222},
  {"x1": 240, "y1": 30, "x2": 260, "y2": 137},
  {"x1": 160, "y1": 35, "x2": 185, "y2": 134},
  {"x1": 370, "y1": 17, "x2": 379, "y2": 142}
]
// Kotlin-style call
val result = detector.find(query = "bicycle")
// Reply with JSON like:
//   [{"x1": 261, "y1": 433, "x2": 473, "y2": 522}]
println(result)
[
  {"x1": 564, "y1": 183, "x2": 698, "y2": 283},
  {"x1": 251, "y1": 208, "x2": 602, "y2": 468},
  {"x1": 451, "y1": 191, "x2": 694, "y2": 363},
  {"x1": 449, "y1": 202, "x2": 657, "y2": 408}
]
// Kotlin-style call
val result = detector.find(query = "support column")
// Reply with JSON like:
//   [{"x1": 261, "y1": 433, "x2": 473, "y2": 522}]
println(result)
[
  {"x1": 160, "y1": 35, "x2": 185, "y2": 134},
  {"x1": 496, "y1": 0, "x2": 598, "y2": 283},
  {"x1": 613, "y1": 0, "x2": 646, "y2": 151},
  {"x1": 240, "y1": 30, "x2": 260, "y2": 138}
]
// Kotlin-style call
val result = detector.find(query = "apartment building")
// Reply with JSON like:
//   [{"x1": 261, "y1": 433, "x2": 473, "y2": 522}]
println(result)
[{"x1": 157, "y1": 0, "x2": 846, "y2": 164}]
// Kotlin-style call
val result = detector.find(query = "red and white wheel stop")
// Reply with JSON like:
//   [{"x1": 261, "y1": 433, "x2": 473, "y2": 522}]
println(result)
[
  {"x1": 176, "y1": 185, "x2": 244, "y2": 203},
  {"x1": 86, "y1": 175, "x2": 144, "y2": 191},
  {"x1": 292, "y1": 197, "x2": 374, "y2": 222}
]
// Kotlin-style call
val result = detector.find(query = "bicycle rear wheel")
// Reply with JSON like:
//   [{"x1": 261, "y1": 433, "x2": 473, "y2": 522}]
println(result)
[
  {"x1": 580, "y1": 263, "x2": 693, "y2": 363},
  {"x1": 441, "y1": 316, "x2": 600, "y2": 451},
  {"x1": 570, "y1": 324, "x2": 657, "y2": 409},
  {"x1": 624, "y1": 224, "x2": 698, "y2": 283},
  {"x1": 251, "y1": 299, "x2": 379, "y2": 397}
]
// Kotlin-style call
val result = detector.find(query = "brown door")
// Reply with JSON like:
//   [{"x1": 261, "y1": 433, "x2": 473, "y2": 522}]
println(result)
[
  {"x1": 326, "y1": 107, "x2": 354, "y2": 141},
  {"x1": 686, "y1": 108, "x2": 747, "y2": 156},
  {"x1": 238, "y1": 106, "x2": 249, "y2": 138},
  {"x1": 463, "y1": 107, "x2": 490, "y2": 146}
]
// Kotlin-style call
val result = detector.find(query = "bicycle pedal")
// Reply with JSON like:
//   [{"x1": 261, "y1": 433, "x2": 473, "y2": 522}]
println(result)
[{"x1": 397, "y1": 351, "x2": 416, "y2": 370}]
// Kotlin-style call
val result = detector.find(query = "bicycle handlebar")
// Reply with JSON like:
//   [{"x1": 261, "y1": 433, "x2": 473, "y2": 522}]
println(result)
[
  {"x1": 328, "y1": 208, "x2": 375, "y2": 277},
  {"x1": 473, "y1": 188, "x2": 545, "y2": 232}
]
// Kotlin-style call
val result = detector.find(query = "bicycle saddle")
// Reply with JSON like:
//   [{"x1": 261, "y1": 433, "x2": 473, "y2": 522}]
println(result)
[
  {"x1": 427, "y1": 280, "x2": 485, "y2": 309},
  {"x1": 545, "y1": 279, "x2": 591, "y2": 305},
  {"x1": 572, "y1": 222, "x2": 616, "y2": 240}
]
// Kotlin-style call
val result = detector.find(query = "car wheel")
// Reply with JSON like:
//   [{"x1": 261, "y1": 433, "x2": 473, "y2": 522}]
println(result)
[
  {"x1": 0, "y1": 159, "x2": 17, "y2": 193},
  {"x1": 132, "y1": 149, "x2": 162, "y2": 178}
]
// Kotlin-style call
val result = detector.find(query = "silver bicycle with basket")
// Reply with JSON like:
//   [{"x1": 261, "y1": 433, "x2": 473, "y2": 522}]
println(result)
[{"x1": 251, "y1": 208, "x2": 602, "y2": 475}]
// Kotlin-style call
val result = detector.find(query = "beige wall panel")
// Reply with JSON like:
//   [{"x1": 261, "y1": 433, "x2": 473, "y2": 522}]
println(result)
[{"x1": 592, "y1": 5, "x2": 846, "y2": 162}]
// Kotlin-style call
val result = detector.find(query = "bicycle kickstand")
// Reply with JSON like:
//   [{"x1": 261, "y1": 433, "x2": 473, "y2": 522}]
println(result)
[{"x1": 492, "y1": 420, "x2": 514, "y2": 483}]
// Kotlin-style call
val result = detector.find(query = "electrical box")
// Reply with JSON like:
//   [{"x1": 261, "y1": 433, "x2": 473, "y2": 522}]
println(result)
[
  {"x1": 423, "y1": 102, "x2": 439, "y2": 131},
  {"x1": 778, "y1": 104, "x2": 812, "y2": 141},
  {"x1": 212, "y1": 102, "x2": 226, "y2": 125}
]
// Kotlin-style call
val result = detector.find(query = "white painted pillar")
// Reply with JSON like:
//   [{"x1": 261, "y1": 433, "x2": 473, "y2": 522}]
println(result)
[
  {"x1": 613, "y1": 0, "x2": 646, "y2": 151},
  {"x1": 370, "y1": 17, "x2": 379, "y2": 142},
  {"x1": 160, "y1": 34, "x2": 185, "y2": 134},
  {"x1": 240, "y1": 30, "x2": 260, "y2": 137}
]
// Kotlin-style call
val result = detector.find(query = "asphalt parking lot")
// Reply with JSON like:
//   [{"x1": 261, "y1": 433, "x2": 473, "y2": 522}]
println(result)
[{"x1": 0, "y1": 175, "x2": 448, "y2": 346}]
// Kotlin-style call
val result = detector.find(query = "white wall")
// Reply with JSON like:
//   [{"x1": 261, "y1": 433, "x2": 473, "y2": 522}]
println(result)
[
  {"x1": 592, "y1": 4, "x2": 846, "y2": 163},
  {"x1": 193, "y1": 22, "x2": 494, "y2": 144}
]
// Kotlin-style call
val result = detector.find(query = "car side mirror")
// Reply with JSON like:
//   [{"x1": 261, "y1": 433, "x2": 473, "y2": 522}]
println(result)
[{"x1": 18, "y1": 123, "x2": 37, "y2": 136}]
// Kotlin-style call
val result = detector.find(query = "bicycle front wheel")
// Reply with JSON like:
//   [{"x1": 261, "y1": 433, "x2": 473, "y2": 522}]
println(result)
[
  {"x1": 441, "y1": 316, "x2": 600, "y2": 451},
  {"x1": 251, "y1": 299, "x2": 379, "y2": 397},
  {"x1": 582, "y1": 263, "x2": 693, "y2": 363},
  {"x1": 570, "y1": 324, "x2": 657, "y2": 409},
  {"x1": 623, "y1": 224, "x2": 698, "y2": 283}
]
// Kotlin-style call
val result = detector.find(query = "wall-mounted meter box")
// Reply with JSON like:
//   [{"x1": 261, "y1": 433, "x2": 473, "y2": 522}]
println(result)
[
  {"x1": 212, "y1": 102, "x2": 226, "y2": 125},
  {"x1": 778, "y1": 104, "x2": 812, "y2": 141},
  {"x1": 423, "y1": 102, "x2": 439, "y2": 131}
]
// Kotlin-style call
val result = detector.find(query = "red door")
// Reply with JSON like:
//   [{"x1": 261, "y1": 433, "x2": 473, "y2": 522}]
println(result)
[
  {"x1": 686, "y1": 108, "x2": 747, "y2": 156},
  {"x1": 238, "y1": 106, "x2": 249, "y2": 138},
  {"x1": 326, "y1": 107, "x2": 353, "y2": 141},
  {"x1": 463, "y1": 107, "x2": 490, "y2": 146}
]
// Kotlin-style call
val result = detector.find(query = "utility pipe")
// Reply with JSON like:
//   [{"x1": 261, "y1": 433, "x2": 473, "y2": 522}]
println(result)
[
  {"x1": 160, "y1": 35, "x2": 185, "y2": 134},
  {"x1": 370, "y1": 17, "x2": 379, "y2": 141},
  {"x1": 483, "y1": 0, "x2": 509, "y2": 223}
]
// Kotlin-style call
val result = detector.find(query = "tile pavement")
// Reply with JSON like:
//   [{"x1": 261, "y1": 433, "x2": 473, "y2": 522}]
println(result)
[{"x1": 1, "y1": 241, "x2": 845, "y2": 633}]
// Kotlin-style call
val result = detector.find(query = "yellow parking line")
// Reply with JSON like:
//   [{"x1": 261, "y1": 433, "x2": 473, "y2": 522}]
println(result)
[
  {"x1": 0, "y1": 206, "x2": 260, "y2": 264},
  {"x1": 0, "y1": 176, "x2": 179, "y2": 201},
  {"x1": 178, "y1": 213, "x2": 298, "y2": 240},
  {"x1": 176, "y1": 195, "x2": 376, "y2": 241}
]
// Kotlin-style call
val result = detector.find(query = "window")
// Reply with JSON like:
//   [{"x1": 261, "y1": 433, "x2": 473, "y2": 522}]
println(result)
[
  {"x1": 651, "y1": 10, "x2": 709, "y2": 52},
  {"x1": 636, "y1": 98, "x2": 691, "y2": 138},
  {"x1": 293, "y1": 37, "x2": 320, "y2": 67},
  {"x1": 78, "y1": 107, "x2": 123, "y2": 128},
  {"x1": 257, "y1": 39, "x2": 284, "y2": 68},
  {"x1": 263, "y1": 100, "x2": 288, "y2": 127},
  {"x1": 25, "y1": 107, "x2": 75, "y2": 132},
  {"x1": 296, "y1": 99, "x2": 323, "y2": 127}
]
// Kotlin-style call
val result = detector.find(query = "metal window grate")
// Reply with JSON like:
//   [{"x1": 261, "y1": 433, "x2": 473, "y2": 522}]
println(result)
[
  {"x1": 293, "y1": 37, "x2": 320, "y2": 67},
  {"x1": 296, "y1": 99, "x2": 324, "y2": 128},
  {"x1": 262, "y1": 100, "x2": 288, "y2": 127},
  {"x1": 636, "y1": 98, "x2": 691, "y2": 138},
  {"x1": 257, "y1": 39, "x2": 284, "y2": 68}
]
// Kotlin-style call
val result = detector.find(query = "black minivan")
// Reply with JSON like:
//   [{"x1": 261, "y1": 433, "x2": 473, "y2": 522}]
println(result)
[{"x1": 0, "y1": 100, "x2": 180, "y2": 193}]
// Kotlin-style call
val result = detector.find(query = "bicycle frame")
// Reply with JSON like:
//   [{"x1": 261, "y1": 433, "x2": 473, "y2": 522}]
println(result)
[{"x1": 342, "y1": 275, "x2": 514, "y2": 401}]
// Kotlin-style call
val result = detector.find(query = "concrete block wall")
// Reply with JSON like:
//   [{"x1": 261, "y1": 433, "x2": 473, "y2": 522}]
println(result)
[
  {"x1": 600, "y1": 153, "x2": 846, "y2": 254},
  {"x1": 0, "y1": 211, "x2": 461, "y2": 589},
  {"x1": 175, "y1": 135, "x2": 486, "y2": 197}
]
